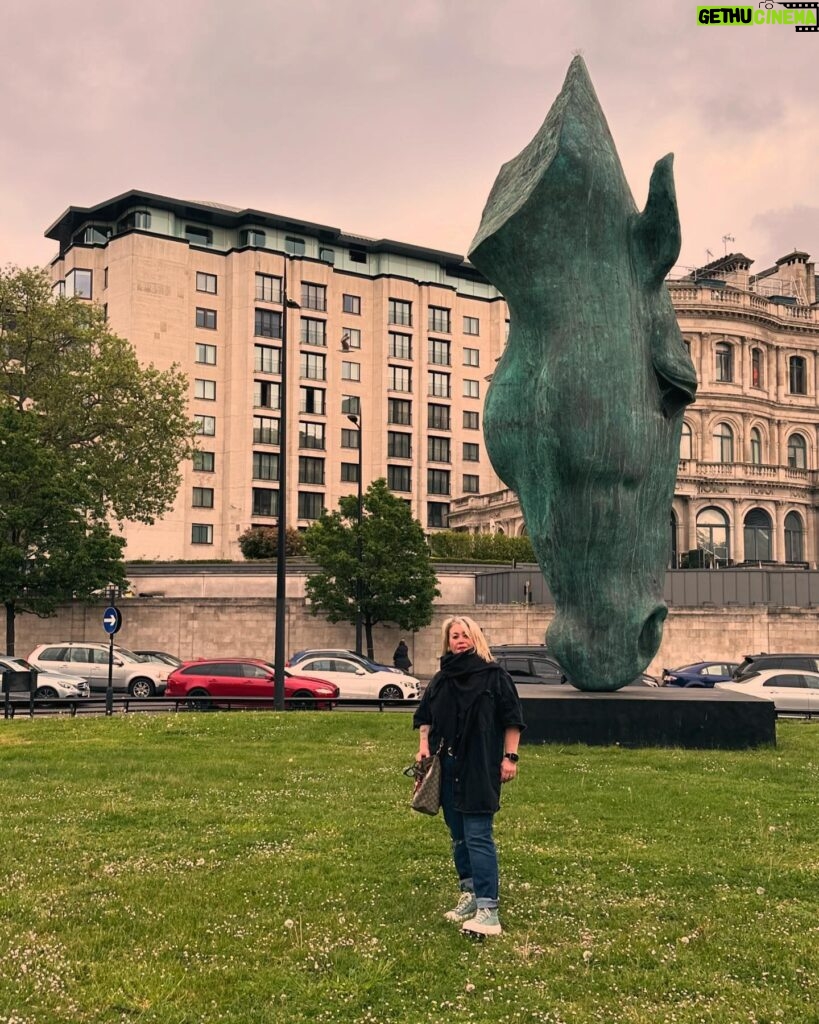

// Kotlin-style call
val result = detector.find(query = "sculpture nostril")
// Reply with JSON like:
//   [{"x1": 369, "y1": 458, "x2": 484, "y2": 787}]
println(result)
[{"x1": 638, "y1": 606, "x2": 667, "y2": 661}]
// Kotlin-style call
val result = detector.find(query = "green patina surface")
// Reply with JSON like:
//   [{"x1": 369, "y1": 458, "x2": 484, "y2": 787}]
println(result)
[{"x1": 469, "y1": 57, "x2": 697, "y2": 691}]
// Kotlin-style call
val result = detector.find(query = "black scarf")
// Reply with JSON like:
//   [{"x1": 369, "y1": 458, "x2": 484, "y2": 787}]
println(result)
[{"x1": 434, "y1": 650, "x2": 494, "y2": 751}]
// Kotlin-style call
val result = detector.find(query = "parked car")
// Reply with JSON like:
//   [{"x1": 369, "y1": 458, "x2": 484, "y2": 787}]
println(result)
[
  {"x1": 732, "y1": 653, "x2": 819, "y2": 681},
  {"x1": 134, "y1": 650, "x2": 183, "y2": 668},
  {"x1": 0, "y1": 656, "x2": 90, "y2": 701},
  {"x1": 662, "y1": 661, "x2": 740, "y2": 687},
  {"x1": 489, "y1": 646, "x2": 567, "y2": 686},
  {"x1": 290, "y1": 654, "x2": 420, "y2": 701},
  {"x1": 27, "y1": 643, "x2": 168, "y2": 697},
  {"x1": 716, "y1": 669, "x2": 819, "y2": 714},
  {"x1": 165, "y1": 659, "x2": 339, "y2": 710},
  {"x1": 287, "y1": 649, "x2": 401, "y2": 674}
]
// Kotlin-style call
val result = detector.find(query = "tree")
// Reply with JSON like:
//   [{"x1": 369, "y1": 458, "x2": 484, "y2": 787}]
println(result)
[
  {"x1": 303, "y1": 478, "x2": 439, "y2": 660},
  {"x1": 238, "y1": 526, "x2": 305, "y2": 559},
  {"x1": 0, "y1": 267, "x2": 195, "y2": 652}
]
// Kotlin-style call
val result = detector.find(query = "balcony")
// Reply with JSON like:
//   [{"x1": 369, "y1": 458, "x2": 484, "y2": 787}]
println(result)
[
  {"x1": 667, "y1": 283, "x2": 819, "y2": 325},
  {"x1": 678, "y1": 459, "x2": 819, "y2": 490}
]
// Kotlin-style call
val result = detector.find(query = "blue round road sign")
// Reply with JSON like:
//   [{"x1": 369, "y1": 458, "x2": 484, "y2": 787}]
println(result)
[{"x1": 103, "y1": 606, "x2": 122, "y2": 635}]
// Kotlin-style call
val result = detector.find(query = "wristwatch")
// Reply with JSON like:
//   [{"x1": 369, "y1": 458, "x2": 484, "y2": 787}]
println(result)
[{"x1": 504, "y1": 752, "x2": 520, "y2": 763}]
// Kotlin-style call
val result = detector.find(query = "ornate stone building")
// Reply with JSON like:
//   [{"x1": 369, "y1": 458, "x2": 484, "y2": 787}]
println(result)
[{"x1": 449, "y1": 250, "x2": 819, "y2": 570}]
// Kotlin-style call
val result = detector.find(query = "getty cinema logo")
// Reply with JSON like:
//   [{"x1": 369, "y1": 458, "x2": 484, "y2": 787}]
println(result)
[{"x1": 697, "y1": 3, "x2": 819, "y2": 30}]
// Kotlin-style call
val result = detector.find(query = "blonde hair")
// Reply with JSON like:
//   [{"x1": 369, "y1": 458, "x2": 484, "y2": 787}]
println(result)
[{"x1": 440, "y1": 616, "x2": 493, "y2": 662}]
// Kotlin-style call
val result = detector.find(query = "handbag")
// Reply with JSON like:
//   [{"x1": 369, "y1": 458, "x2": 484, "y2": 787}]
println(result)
[{"x1": 405, "y1": 743, "x2": 444, "y2": 815}]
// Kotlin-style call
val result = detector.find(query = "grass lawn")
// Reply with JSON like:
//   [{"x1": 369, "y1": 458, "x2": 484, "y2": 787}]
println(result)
[{"x1": 1, "y1": 712, "x2": 819, "y2": 1024}]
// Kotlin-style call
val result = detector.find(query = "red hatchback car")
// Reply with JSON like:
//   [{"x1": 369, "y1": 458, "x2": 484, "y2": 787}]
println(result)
[{"x1": 165, "y1": 658, "x2": 339, "y2": 711}]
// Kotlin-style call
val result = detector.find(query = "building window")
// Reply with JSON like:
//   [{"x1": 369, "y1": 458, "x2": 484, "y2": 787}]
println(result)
[
  {"x1": 299, "y1": 386, "x2": 325, "y2": 415},
  {"x1": 191, "y1": 524, "x2": 213, "y2": 545},
  {"x1": 388, "y1": 399, "x2": 412, "y2": 425},
  {"x1": 428, "y1": 306, "x2": 451, "y2": 333},
  {"x1": 254, "y1": 380, "x2": 281, "y2": 410},
  {"x1": 429, "y1": 339, "x2": 451, "y2": 366},
  {"x1": 117, "y1": 210, "x2": 151, "y2": 232},
  {"x1": 389, "y1": 332, "x2": 412, "y2": 360},
  {"x1": 285, "y1": 237, "x2": 305, "y2": 255},
  {"x1": 715, "y1": 342, "x2": 733, "y2": 382},
  {"x1": 349, "y1": 247, "x2": 367, "y2": 265},
  {"x1": 428, "y1": 371, "x2": 450, "y2": 398},
  {"x1": 388, "y1": 299, "x2": 412, "y2": 327},
  {"x1": 785, "y1": 511, "x2": 805, "y2": 563},
  {"x1": 299, "y1": 456, "x2": 325, "y2": 485},
  {"x1": 300, "y1": 352, "x2": 326, "y2": 381},
  {"x1": 253, "y1": 452, "x2": 279, "y2": 481},
  {"x1": 255, "y1": 309, "x2": 282, "y2": 339},
  {"x1": 388, "y1": 431, "x2": 411, "y2": 459},
  {"x1": 463, "y1": 347, "x2": 480, "y2": 367},
  {"x1": 299, "y1": 422, "x2": 325, "y2": 450},
  {"x1": 787, "y1": 433, "x2": 807, "y2": 469},
  {"x1": 463, "y1": 379, "x2": 480, "y2": 399},
  {"x1": 696, "y1": 506, "x2": 729, "y2": 565},
  {"x1": 301, "y1": 283, "x2": 327, "y2": 311},
  {"x1": 298, "y1": 492, "x2": 324, "y2": 520},
  {"x1": 463, "y1": 316, "x2": 480, "y2": 336},
  {"x1": 194, "y1": 415, "x2": 216, "y2": 436},
  {"x1": 254, "y1": 345, "x2": 281, "y2": 375},
  {"x1": 196, "y1": 271, "x2": 217, "y2": 294},
  {"x1": 427, "y1": 502, "x2": 449, "y2": 529},
  {"x1": 343, "y1": 294, "x2": 361, "y2": 315},
  {"x1": 789, "y1": 356, "x2": 807, "y2": 395},
  {"x1": 300, "y1": 318, "x2": 326, "y2": 347},
  {"x1": 751, "y1": 347, "x2": 764, "y2": 388},
  {"x1": 713, "y1": 422, "x2": 734, "y2": 463},
  {"x1": 463, "y1": 474, "x2": 479, "y2": 493},
  {"x1": 343, "y1": 328, "x2": 361, "y2": 349},
  {"x1": 195, "y1": 343, "x2": 217, "y2": 365},
  {"x1": 341, "y1": 428, "x2": 360, "y2": 449},
  {"x1": 428, "y1": 436, "x2": 450, "y2": 463},
  {"x1": 390, "y1": 366, "x2": 412, "y2": 392},
  {"x1": 342, "y1": 361, "x2": 361, "y2": 382},
  {"x1": 186, "y1": 226, "x2": 212, "y2": 246},
  {"x1": 255, "y1": 273, "x2": 282, "y2": 303},
  {"x1": 342, "y1": 395, "x2": 361, "y2": 416},
  {"x1": 194, "y1": 379, "x2": 216, "y2": 401},
  {"x1": 743, "y1": 508, "x2": 772, "y2": 562},
  {"x1": 463, "y1": 443, "x2": 480, "y2": 462},
  {"x1": 463, "y1": 410, "x2": 479, "y2": 430},
  {"x1": 428, "y1": 469, "x2": 450, "y2": 495},
  {"x1": 252, "y1": 488, "x2": 279, "y2": 517},
  {"x1": 192, "y1": 487, "x2": 214, "y2": 508},
  {"x1": 387, "y1": 465, "x2": 411, "y2": 492},
  {"x1": 341, "y1": 462, "x2": 359, "y2": 483},
  {"x1": 680, "y1": 422, "x2": 692, "y2": 461},
  {"x1": 253, "y1": 416, "x2": 279, "y2": 445},
  {"x1": 319, "y1": 247, "x2": 335, "y2": 264},
  {"x1": 193, "y1": 451, "x2": 215, "y2": 472},
  {"x1": 195, "y1": 307, "x2": 217, "y2": 330},
  {"x1": 750, "y1": 427, "x2": 762, "y2": 465},
  {"x1": 428, "y1": 404, "x2": 451, "y2": 430},
  {"x1": 66, "y1": 269, "x2": 92, "y2": 299},
  {"x1": 240, "y1": 228, "x2": 266, "y2": 247}
]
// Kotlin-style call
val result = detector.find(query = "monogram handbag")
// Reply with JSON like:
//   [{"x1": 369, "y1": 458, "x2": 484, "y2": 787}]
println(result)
[{"x1": 405, "y1": 744, "x2": 443, "y2": 815}]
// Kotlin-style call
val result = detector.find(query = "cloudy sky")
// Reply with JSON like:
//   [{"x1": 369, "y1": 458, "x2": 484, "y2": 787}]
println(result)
[{"x1": 2, "y1": 0, "x2": 818, "y2": 276}]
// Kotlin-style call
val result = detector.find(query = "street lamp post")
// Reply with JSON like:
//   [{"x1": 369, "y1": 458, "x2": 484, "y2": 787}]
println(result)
[
  {"x1": 346, "y1": 411, "x2": 364, "y2": 656},
  {"x1": 273, "y1": 258, "x2": 298, "y2": 709}
]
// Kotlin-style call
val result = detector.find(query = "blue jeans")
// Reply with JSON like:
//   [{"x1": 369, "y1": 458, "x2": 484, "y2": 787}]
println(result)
[{"x1": 440, "y1": 753, "x2": 499, "y2": 909}]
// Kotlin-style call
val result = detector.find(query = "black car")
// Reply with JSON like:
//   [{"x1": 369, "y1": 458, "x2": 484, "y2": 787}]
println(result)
[
  {"x1": 489, "y1": 645, "x2": 567, "y2": 685},
  {"x1": 733, "y1": 653, "x2": 819, "y2": 681}
]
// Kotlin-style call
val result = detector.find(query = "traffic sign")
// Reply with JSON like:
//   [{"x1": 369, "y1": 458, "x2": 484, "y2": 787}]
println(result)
[{"x1": 103, "y1": 606, "x2": 122, "y2": 635}]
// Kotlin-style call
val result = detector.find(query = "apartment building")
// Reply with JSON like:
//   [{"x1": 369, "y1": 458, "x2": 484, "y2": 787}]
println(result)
[
  {"x1": 450, "y1": 250, "x2": 819, "y2": 570},
  {"x1": 46, "y1": 191, "x2": 508, "y2": 560}
]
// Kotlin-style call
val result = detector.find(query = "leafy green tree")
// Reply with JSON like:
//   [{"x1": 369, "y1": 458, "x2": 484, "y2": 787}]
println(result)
[
  {"x1": 427, "y1": 529, "x2": 536, "y2": 563},
  {"x1": 238, "y1": 526, "x2": 305, "y2": 559},
  {"x1": 303, "y1": 478, "x2": 439, "y2": 660},
  {"x1": 0, "y1": 266, "x2": 195, "y2": 651}
]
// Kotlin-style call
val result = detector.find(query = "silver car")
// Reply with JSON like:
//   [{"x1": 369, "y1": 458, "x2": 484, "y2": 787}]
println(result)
[
  {"x1": 27, "y1": 643, "x2": 168, "y2": 698},
  {"x1": 0, "y1": 656, "x2": 90, "y2": 700}
]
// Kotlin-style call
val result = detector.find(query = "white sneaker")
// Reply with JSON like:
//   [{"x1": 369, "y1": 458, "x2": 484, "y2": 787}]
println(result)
[
  {"x1": 444, "y1": 891, "x2": 477, "y2": 923},
  {"x1": 461, "y1": 907, "x2": 502, "y2": 936}
]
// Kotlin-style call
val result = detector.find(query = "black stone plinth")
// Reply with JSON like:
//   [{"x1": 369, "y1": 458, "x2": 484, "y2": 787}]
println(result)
[{"x1": 518, "y1": 687, "x2": 776, "y2": 749}]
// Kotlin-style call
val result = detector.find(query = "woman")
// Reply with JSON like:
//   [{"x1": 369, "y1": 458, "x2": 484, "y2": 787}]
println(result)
[
  {"x1": 393, "y1": 639, "x2": 412, "y2": 672},
  {"x1": 413, "y1": 616, "x2": 525, "y2": 936}
]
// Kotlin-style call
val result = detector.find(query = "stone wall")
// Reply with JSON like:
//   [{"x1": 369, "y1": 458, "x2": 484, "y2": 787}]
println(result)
[{"x1": 10, "y1": 598, "x2": 819, "y2": 681}]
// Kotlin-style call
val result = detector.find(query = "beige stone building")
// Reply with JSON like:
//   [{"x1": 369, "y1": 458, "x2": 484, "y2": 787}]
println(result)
[
  {"x1": 46, "y1": 191, "x2": 508, "y2": 560},
  {"x1": 450, "y1": 250, "x2": 819, "y2": 570}
]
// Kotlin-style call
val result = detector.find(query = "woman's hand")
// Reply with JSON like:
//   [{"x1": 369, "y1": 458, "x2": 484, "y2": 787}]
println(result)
[
  {"x1": 417, "y1": 745, "x2": 430, "y2": 761},
  {"x1": 500, "y1": 760, "x2": 517, "y2": 784}
]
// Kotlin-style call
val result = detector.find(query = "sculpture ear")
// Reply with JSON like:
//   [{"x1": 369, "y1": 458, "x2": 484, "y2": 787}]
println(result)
[{"x1": 633, "y1": 154, "x2": 680, "y2": 285}]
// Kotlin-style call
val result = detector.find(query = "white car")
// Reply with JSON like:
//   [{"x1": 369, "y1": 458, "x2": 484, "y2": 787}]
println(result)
[
  {"x1": 28, "y1": 642, "x2": 168, "y2": 697},
  {"x1": 716, "y1": 669, "x2": 819, "y2": 714},
  {"x1": 292, "y1": 655, "x2": 420, "y2": 701},
  {"x1": 0, "y1": 656, "x2": 90, "y2": 701}
]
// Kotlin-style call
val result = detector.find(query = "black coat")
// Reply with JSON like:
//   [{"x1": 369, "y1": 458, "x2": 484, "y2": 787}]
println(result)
[
  {"x1": 393, "y1": 642, "x2": 412, "y2": 671},
  {"x1": 413, "y1": 653, "x2": 525, "y2": 814}
]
